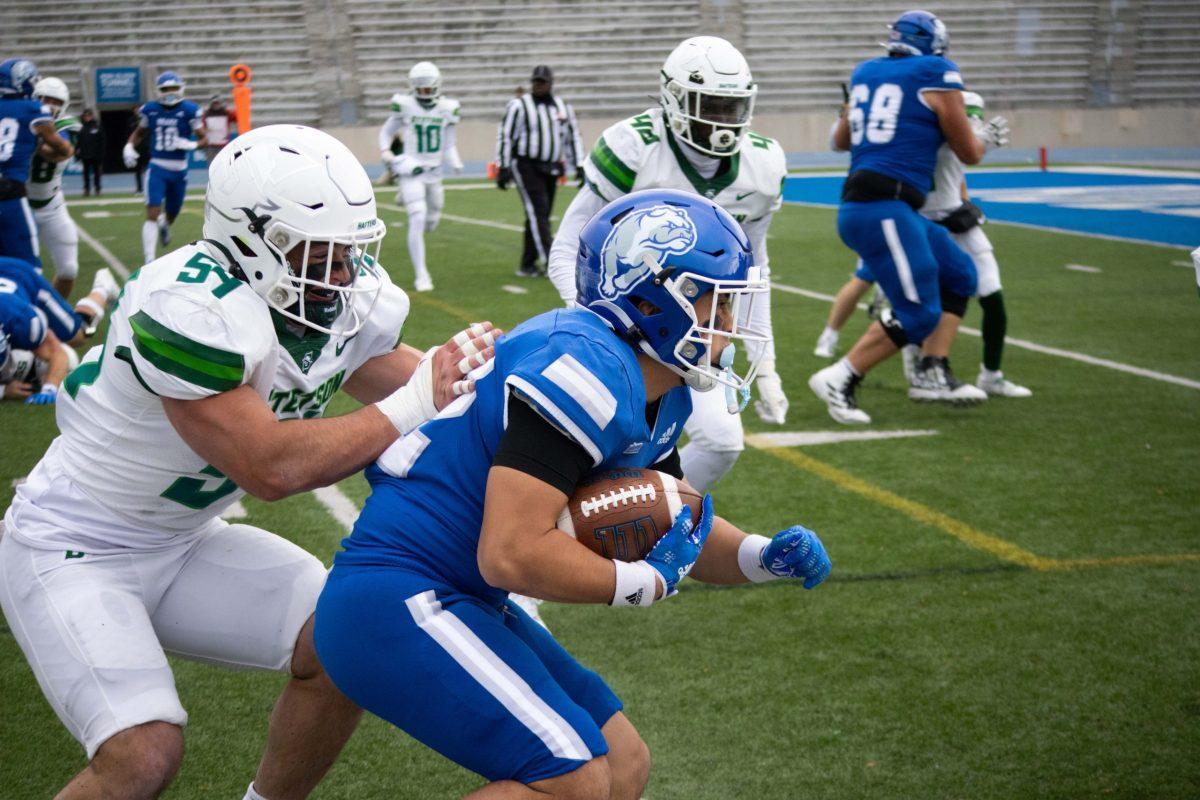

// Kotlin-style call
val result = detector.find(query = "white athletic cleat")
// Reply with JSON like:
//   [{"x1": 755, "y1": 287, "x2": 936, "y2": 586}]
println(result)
[
  {"x1": 900, "y1": 344, "x2": 920, "y2": 384},
  {"x1": 414, "y1": 276, "x2": 434, "y2": 293},
  {"x1": 813, "y1": 328, "x2": 839, "y2": 359},
  {"x1": 808, "y1": 363, "x2": 871, "y2": 425},
  {"x1": 908, "y1": 356, "x2": 988, "y2": 404},
  {"x1": 91, "y1": 268, "x2": 120, "y2": 304},
  {"x1": 754, "y1": 370, "x2": 789, "y2": 425},
  {"x1": 508, "y1": 593, "x2": 549, "y2": 630},
  {"x1": 976, "y1": 368, "x2": 1032, "y2": 398}
]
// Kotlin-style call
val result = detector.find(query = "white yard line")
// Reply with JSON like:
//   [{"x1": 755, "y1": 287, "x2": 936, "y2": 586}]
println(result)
[
  {"x1": 74, "y1": 222, "x2": 131, "y2": 280},
  {"x1": 770, "y1": 280, "x2": 1200, "y2": 391},
  {"x1": 501, "y1": 284, "x2": 529, "y2": 294},
  {"x1": 313, "y1": 485, "x2": 361, "y2": 531},
  {"x1": 378, "y1": 201, "x2": 524, "y2": 233},
  {"x1": 747, "y1": 430, "x2": 938, "y2": 448},
  {"x1": 1065, "y1": 263, "x2": 1102, "y2": 273}
]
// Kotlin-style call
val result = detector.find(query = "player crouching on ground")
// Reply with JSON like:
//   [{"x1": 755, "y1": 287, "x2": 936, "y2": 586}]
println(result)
[
  {"x1": 313, "y1": 189, "x2": 831, "y2": 800},
  {"x1": 0, "y1": 125, "x2": 498, "y2": 800}
]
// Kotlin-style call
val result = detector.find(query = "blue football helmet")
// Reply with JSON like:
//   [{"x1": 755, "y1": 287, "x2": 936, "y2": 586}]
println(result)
[
  {"x1": 156, "y1": 71, "x2": 185, "y2": 106},
  {"x1": 0, "y1": 58, "x2": 40, "y2": 98},
  {"x1": 886, "y1": 10, "x2": 949, "y2": 56},
  {"x1": 576, "y1": 188, "x2": 770, "y2": 393}
]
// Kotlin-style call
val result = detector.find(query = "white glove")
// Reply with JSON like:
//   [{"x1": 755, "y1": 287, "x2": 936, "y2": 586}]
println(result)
[
  {"x1": 753, "y1": 364, "x2": 789, "y2": 425},
  {"x1": 122, "y1": 142, "x2": 139, "y2": 169},
  {"x1": 977, "y1": 116, "x2": 1010, "y2": 151},
  {"x1": 175, "y1": 139, "x2": 198, "y2": 152},
  {"x1": 381, "y1": 150, "x2": 396, "y2": 166}
]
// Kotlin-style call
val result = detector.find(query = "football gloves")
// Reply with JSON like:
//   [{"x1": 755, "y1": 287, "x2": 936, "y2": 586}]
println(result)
[
  {"x1": 647, "y1": 494, "x2": 714, "y2": 596},
  {"x1": 754, "y1": 371, "x2": 789, "y2": 425},
  {"x1": 25, "y1": 384, "x2": 58, "y2": 406},
  {"x1": 122, "y1": 142, "x2": 139, "y2": 169},
  {"x1": 762, "y1": 526, "x2": 831, "y2": 589},
  {"x1": 496, "y1": 167, "x2": 512, "y2": 190},
  {"x1": 978, "y1": 116, "x2": 1010, "y2": 151}
]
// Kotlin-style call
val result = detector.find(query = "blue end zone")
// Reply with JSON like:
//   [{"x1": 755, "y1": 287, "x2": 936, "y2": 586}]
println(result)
[{"x1": 783, "y1": 169, "x2": 1200, "y2": 248}]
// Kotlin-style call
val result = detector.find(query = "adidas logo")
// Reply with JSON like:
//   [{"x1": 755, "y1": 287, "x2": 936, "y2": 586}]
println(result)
[{"x1": 625, "y1": 589, "x2": 644, "y2": 605}]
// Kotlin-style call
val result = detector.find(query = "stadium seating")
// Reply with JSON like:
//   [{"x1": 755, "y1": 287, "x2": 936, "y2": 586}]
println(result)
[{"x1": 1, "y1": 0, "x2": 1196, "y2": 125}]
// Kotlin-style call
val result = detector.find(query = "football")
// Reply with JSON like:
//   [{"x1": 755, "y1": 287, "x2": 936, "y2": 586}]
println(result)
[{"x1": 557, "y1": 468, "x2": 704, "y2": 561}]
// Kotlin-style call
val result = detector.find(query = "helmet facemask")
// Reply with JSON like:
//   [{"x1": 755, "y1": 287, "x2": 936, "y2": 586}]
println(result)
[
  {"x1": 158, "y1": 82, "x2": 184, "y2": 107},
  {"x1": 257, "y1": 218, "x2": 385, "y2": 338},
  {"x1": 409, "y1": 63, "x2": 441, "y2": 108},
  {"x1": 665, "y1": 266, "x2": 770, "y2": 394},
  {"x1": 663, "y1": 77, "x2": 756, "y2": 157}
]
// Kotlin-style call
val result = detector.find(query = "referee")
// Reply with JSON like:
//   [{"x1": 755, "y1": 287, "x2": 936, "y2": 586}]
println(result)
[{"x1": 495, "y1": 65, "x2": 584, "y2": 277}]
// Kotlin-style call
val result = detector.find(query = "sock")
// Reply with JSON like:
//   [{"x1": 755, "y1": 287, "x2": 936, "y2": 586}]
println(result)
[
  {"x1": 836, "y1": 356, "x2": 860, "y2": 379},
  {"x1": 978, "y1": 291, "x2": 1007, "y2": 372},
  {"x1": 821, "y1": 325, "x2": 838, "y2": 339},
  {"x1": 141, "y1": 221, "x2": 157, "y2": 264},
  {"x1": 679, "y1": 443, "x2": 741, "y2": 493},
  {"x1": 242, "y1": 782, "x2": 269, "y2": 800},
  {"x1": 406, "y1": 208, "x2": 429, "y2": 285}
]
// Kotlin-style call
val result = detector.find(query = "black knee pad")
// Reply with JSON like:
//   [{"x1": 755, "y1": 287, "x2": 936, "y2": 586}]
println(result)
[
  {"x1": 940, "y1": 289, "x2": 969, "y2": 318},
  {"x1": 878, "y1": 308, "x2": 909, "y2": 347}
]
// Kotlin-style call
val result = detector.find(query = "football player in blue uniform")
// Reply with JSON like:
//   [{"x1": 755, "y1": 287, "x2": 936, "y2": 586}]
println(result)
[
  {"x1": 123, "y1": 71, "x2": 207, "y2": 265},
  {"x1": 0, "y1": 256, "x2": 119, "y2": 404},
  {"x1": 0, "y1": 58, "x2": 74, "y2": 270},
  {"x1": 809, "y1": 10, "x2": 988, "y2": 424},
  {"x1": 314, "y1": 189, "x2": 832, "y2": 800}
]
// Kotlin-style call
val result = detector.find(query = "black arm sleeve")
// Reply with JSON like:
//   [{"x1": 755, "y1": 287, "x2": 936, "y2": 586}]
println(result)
[
  {"x1": 492, "y1": 395, "x2": 594, "y2": 495},
  {"x1": 650, "y1": 446, "x2": 684, "y2": 480}
]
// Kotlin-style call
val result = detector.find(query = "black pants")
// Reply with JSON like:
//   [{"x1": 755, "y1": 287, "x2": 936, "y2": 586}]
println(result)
[
  {"x1": 81, "y1": 159, "x2": 102, "y2": 193},
  {"x1": 513, "y1": 158, "x2": 559, "y2": 270}
]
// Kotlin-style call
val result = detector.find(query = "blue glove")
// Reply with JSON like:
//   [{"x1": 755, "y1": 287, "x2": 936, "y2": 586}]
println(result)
[
  {"x1": 25, "y1": 386, "x2": 58, "y2": 406},
  {"x1": 762, "y1": 526, "x2": 831, "y2": 589},
  {"x1": 646, "y1": 494, "x2": 714, "y2": 596}
]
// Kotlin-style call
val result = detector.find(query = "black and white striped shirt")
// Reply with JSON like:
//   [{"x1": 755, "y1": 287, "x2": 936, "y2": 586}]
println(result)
[{"x1": 496, "y1": 94, "x2": 584, "y2": 169}]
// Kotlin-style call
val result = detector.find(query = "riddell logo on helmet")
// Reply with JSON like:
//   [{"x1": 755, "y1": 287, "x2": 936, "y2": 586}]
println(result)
[{"x1": 598, "y1": 205, "x2": 697, "y2": 300}]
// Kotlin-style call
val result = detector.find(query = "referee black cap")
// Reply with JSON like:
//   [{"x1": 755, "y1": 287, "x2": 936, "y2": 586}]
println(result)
[{"x1": 531, "y1": 65, "x2": 553, "y2": 82}]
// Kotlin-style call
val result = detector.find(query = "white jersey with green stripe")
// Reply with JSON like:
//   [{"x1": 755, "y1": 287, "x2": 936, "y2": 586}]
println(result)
[
  {"x1": 380, "y1": 93, "x2": 461, "y2": 170},
  {"x1": 16, "y1": 243, "x2": 409, "y2": 550},
  {"x1": 583, "y1": 108, "x2": 787, "y2": 224},
  {"x1": 26, "y1": 116, "x2": 82, "y2": 206}
]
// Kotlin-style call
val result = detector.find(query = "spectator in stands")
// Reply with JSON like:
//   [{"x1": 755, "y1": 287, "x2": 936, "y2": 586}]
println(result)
[
  {"x1": 202, "y1": 95, "x2": 237, "y2": 162},
  {"x1": 495, "y1": 65, "x2": 584, "y2": 277},
  {"x1": 77, "y1": 108, "x2": 105, "y2": 196}
]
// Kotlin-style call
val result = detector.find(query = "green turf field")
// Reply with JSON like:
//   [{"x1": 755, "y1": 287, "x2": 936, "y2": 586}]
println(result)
[{"x1": 2, "y1": 183, "x2": 1198, "y2": 799}]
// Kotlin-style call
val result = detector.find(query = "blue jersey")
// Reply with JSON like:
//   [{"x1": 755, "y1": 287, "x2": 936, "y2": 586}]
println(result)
[
  {"x1": 340, "y1": 308, "x2": 692, "y2": 603},
  {"x1": 846, "y1": 54, "x2": 965, "y2": 194},
  {"x1": 138, "y1": 100, "x2": 203, "y2": 166},
  {"x1": 0, "y1": 97, "x2": 52, "y2": 183},
  {"x1": 0, "y1": 256, "x2": 79, "y2": 348}
]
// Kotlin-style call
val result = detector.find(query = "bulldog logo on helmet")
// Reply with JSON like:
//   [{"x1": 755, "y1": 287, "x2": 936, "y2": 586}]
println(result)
[{"x1": 599, "y1": 206, "x2": 697, "y2": 300}]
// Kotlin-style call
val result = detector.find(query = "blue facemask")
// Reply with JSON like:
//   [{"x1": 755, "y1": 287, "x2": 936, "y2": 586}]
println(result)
[{"x1": 719, "y1": 344, "x2": 750, "y2": 414}]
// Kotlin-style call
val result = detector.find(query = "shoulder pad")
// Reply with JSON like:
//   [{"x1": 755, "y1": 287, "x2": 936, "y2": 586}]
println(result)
[
  {"x1": 585, "y1": 112, "x2": 657, "y2": 199},
  {"x1": 504, "y1": 321, "x2": 640, "y2": 466},
  {"x1": 356, "y1": 269, "x2": 411, "y2": 354}
]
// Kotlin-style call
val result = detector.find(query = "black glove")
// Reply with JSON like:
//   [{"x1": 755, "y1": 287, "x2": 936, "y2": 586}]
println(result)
[
  {"x1": 497, "y1": 167, "x2": 512, "y2": 190},
  {"x1": 575, "y1": 167, "x2": 586, "y2": 188}
]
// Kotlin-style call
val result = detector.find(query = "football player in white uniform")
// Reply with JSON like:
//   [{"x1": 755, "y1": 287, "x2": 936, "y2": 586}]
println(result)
[
  {"x1": 547, "y1": 36, "x2": 789, "y2": 494},
  {"x1": 0, "y1": 125, "x2": 497, "y2": 800},
  {"x1": 814, "y1": 92, "x2": 1028, "y2": 397},
  {"x1": 378, "y1": 61, "x2": 463, "y2": 293},
  {"x1": 27, "y1": 77, "x2": 83, "y2": 297}
]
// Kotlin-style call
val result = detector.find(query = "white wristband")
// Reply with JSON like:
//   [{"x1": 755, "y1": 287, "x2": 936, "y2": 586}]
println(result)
[
  {"x1": 611, "y1": 560, "x2": 660, "y2": 607},
  {"x1": 373, "y1": 355, "x2": 438, "y2": 435},
  {"x1": 738, "y1": 534, "x2": 778, "y2": 583}
]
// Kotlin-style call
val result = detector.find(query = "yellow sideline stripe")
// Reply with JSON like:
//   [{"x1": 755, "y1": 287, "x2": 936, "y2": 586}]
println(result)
[
  {"x1": 757, "y1": 446, "x2": 1200, "y2": 572},
  {"x1": 757, "y1": 446, "x2": 1056, "y2": 570}
]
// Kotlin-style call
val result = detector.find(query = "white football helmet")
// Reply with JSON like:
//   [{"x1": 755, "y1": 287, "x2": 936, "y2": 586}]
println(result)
[
  {"x1": 203, "y1": 124, "x2": 386, "y2": 337},
  {"x1": 409, "y1": 61, "x2": 441, "y2": 105},
  {"x1": 32, "y1": 77, "x2": 69, "y2": 120},
  {"x1": 660, "y1": 37, "x2": 757, "y2": 158}
]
